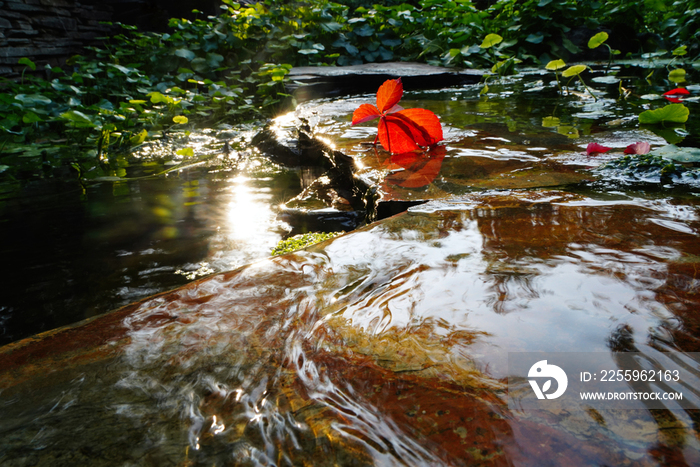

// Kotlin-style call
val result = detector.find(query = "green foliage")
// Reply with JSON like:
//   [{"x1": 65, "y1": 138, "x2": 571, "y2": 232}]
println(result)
[
  {"x1": 638, "y1": 104, "x2": 689, "y2": 124},
  {"x1": 602, "y1": 152, "x2": 698, "y2": 182},
  {"x1": 271, "y1": 231, "x2": 343, "y2": 256},
  {"x1": 588, "y1": 32, "x2": 608, "y2": 49},
  {"x1": 562, "y1": 65, "x2": 586, "y2": 78},
  {"x1": 0, "y1": 0, "x2": 696, "y2": 183}
]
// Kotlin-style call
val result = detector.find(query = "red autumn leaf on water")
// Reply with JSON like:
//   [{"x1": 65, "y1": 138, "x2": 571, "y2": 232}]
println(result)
[
  {"x1": 624, "y1": 141, "x2": 651, "y2": 155},
  {"x1": 352, "y1": 78, "x2": 443, "y2": 154},
  {"x1": 586, "y1": 142, "x2": 612, "y2": 155},
  {"x1": 663, "y1": 87, "x2": 690, "y2": 103}
]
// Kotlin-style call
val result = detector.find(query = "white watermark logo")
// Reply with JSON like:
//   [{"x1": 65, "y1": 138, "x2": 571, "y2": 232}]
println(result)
[{"x1": 528, "y1": 360, "x2": 568, "y2": 399}]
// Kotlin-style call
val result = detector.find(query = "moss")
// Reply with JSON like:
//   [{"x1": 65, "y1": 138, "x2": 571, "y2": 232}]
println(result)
[{"x1": 271, "y1": 231, "x2": 343, "y2": 256}]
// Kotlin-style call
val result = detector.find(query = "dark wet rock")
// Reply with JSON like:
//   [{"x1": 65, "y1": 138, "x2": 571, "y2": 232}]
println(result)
[
  {"x1": 287, "y1": 62, "x2": 484, "y2": 103},
  {"x1": 253, "y1": 116, "x2": 373, "y2": 231}
]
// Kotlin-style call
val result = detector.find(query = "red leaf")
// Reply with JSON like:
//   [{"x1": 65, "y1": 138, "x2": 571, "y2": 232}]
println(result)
[
  {"x1": 377, "y1": 116, "x2": 421, "y2": 154},
  {"x1": 663, "y1": 88, "x2": 690, "y2": 96},
  {"x1": 376, "y1": 78, "x2": 403, "y2": 114},
  {"x1": 586, "y1": 142, "x2": 612, "y2": 155},
  {"x1": 377, "y1": 108, "x2": 443, "y2": 154},
  {"x1": 624, "y1": 142, "x2": 651, "y2": 155},
  {"x1": 663, "y1": 88, "x2": 690, "y2": 103},
  {"x1": 393, "y1": 108, "x2": 443, "y2": 146},
  {"x1": 352, "y1": 77, "x2": 444, "y2": 154},
  {"x1": 385, "y1": 146, "x2": 446, "y2": 188},
  {"x1": 352, "y1": 103, "x2": 381, "y2": 125}
]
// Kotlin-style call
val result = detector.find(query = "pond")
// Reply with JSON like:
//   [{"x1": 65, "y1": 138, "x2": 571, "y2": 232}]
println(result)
[{"x1": 1, "y1": 63, "x2": 700, "y2": 465}]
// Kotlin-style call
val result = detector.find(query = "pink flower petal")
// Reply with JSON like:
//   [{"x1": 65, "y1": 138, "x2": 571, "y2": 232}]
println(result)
[
  {"x1": 624, "y1": 142, "x2": 651, "y2": 155},
  {"x1": 586, "y1": 142, "x2": 612, "y2": 155}
]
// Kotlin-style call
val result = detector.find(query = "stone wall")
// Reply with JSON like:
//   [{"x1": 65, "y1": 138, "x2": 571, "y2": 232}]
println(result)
[
  {"x1": 0, "y1": 0, "x2": 225, "y2": 78},
  {"x1": 0, "y1": 0, "x2": 117, "y2": 77}
]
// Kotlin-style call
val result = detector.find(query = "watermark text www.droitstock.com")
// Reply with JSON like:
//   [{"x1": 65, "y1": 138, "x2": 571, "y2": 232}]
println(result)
[{"x1": 508, "y1": 352, "x2": 700, "y2": 411}]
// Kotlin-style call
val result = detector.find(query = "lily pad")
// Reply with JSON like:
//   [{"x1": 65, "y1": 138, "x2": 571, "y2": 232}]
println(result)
[
  {"x1": 650, "y1": 145, "x2": 700, "y2": 163},
  {"x1": 591, "y1": 76, "x2": 620, "y2": 84},
  {"x1": 542, "y1": 116, "x2": 560, "y2": 127},
  {"x1": 545, "y1": 59, "x2": 566, "y2": 71},
  {"x1": 588, "y1": 32, "x2": 608, "y2": 49},
  {"x1": 562, "y1": 65, "x2": 587, "y2": 78},
  {"x1": 668, "y1": 68, "x2": 686, "y2": 83},
  {"x1": 638, "y1": 103, "x2": 689, "y2": 124}
]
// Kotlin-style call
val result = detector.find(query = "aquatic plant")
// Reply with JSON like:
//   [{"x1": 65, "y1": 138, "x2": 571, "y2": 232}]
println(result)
[
  {"x1": 638, "y1": 103, "x2": 690, "y2": 125},
  {"x1": 351, "y1": 78, "x2": 443, "y2": 154},
  {"x1": 546, "y1": 59, "x2": 567, "y2": 96},
  {"x1": 271, "y1": 231, "x2": 343, "y2": 256},
  {"x1": 587, "y1": 32, "x2": 620, "y2": 73},
  {"x1": 1, "y1": 0, "x2": 697, "y2": 184},
  {"x1": 562, "y1": 65, "x2": 596, "y2": 101}
]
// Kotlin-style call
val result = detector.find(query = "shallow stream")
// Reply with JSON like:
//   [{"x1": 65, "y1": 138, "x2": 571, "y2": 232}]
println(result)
[{"x1": 1, "y1": 64, "x2": 700, "y2": 465}]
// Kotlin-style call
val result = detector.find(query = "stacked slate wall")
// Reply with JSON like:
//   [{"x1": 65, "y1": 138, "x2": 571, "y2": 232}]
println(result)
[{"x1": 0, "y1": 0, "x2": 117, "y2": 77}]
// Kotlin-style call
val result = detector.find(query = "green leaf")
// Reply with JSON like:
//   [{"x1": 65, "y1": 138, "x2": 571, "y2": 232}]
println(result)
[
  {"x1": 0, "y1": 165, "x2": 9, "y2": 173},
  {"x1": 129, "y1": 129, "x2": 148, "y2": 145},
  {"x1": 562, "y1": 65, "x2": 587, "y2": 78},
  {"x1": 147, "y1": 92, "x2": 171, "y2": 104},
  {"x1": 173, "y1": 115, "x2": 188, "y2": 124},
  {"x1": 545, "y1": 59, "x2": 566, "y2": 71},
  {"x1": 206, "y1": 52, "x2": 224, "y2": 68},
  {"x1": 60, "y1": 110, "x2": 96, "y2": 128},
  {"x1": 22, "y1": 111, "x2": 43, "y2": 123},
  {"x1": 480, "y1": 84, "x2": 488, "y2": 95},
  {"x1": 668, "y1": 68, "x2": 686, "y2": 83},
  {"x1": 542, "y1": 116, "x2": 560, "y2": 128},
  {"x1": 525, "y1": 33, "x2": 544, "y2": 44},
  {"x1": 638, "y1": 104, "x2": 689, "y2": 125},
  {"x1": 18, "y1": 57, "x2": 36, "y2": 71},
  {"x1": 176, "y1": 147, "x2": 194, "y2": 157},
  {"x1": 15, "y1": 94, "x2": 52, "y2": 106},
  {"x1": 672, "y1": 45, "x2": 687, "y2": 56},
  {"x1": 587, "y1": 32, "x2": 608, "y2": 49},
  {"x1": 190, "y1": 57, "x2": 209, "y2": 73},
  {"x1": 650, "y1": 145, "x2": 700, "y2": 162},
  {"x1": 480, "y1": 34, "x2": 503, "y2": 49},
  {"x1": 174, "y1": 48, "x2": 196, "y2": 61}
]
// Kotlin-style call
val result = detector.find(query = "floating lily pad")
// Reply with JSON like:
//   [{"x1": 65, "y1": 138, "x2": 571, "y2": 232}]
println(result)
[
  {"x1": 669, "y1": 68, "x2": 686, "y2": 83},
  {"x1": 638, "y1": 104, "x2": 689, "y2": 124},
  {"x1": 542, "y1": 116, "x2": 560, "y2": 127},
  {"x1": 591, "y1": 76, "x2": 620, "y2": 84},
  {"x1": 650, "y1": 145, "x2": 700, "y2": 163}
]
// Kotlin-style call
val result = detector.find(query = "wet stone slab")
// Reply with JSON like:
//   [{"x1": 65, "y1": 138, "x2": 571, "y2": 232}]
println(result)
[
  {"x1": 286, "y1": 62, "x2": 484, "y2": 102},
  {"x1": 258, "y1": 80, "x2": 642, "y2": 226},
  {"x1": 2, "y1": 190, "x2": 700, "y2": 465}
]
